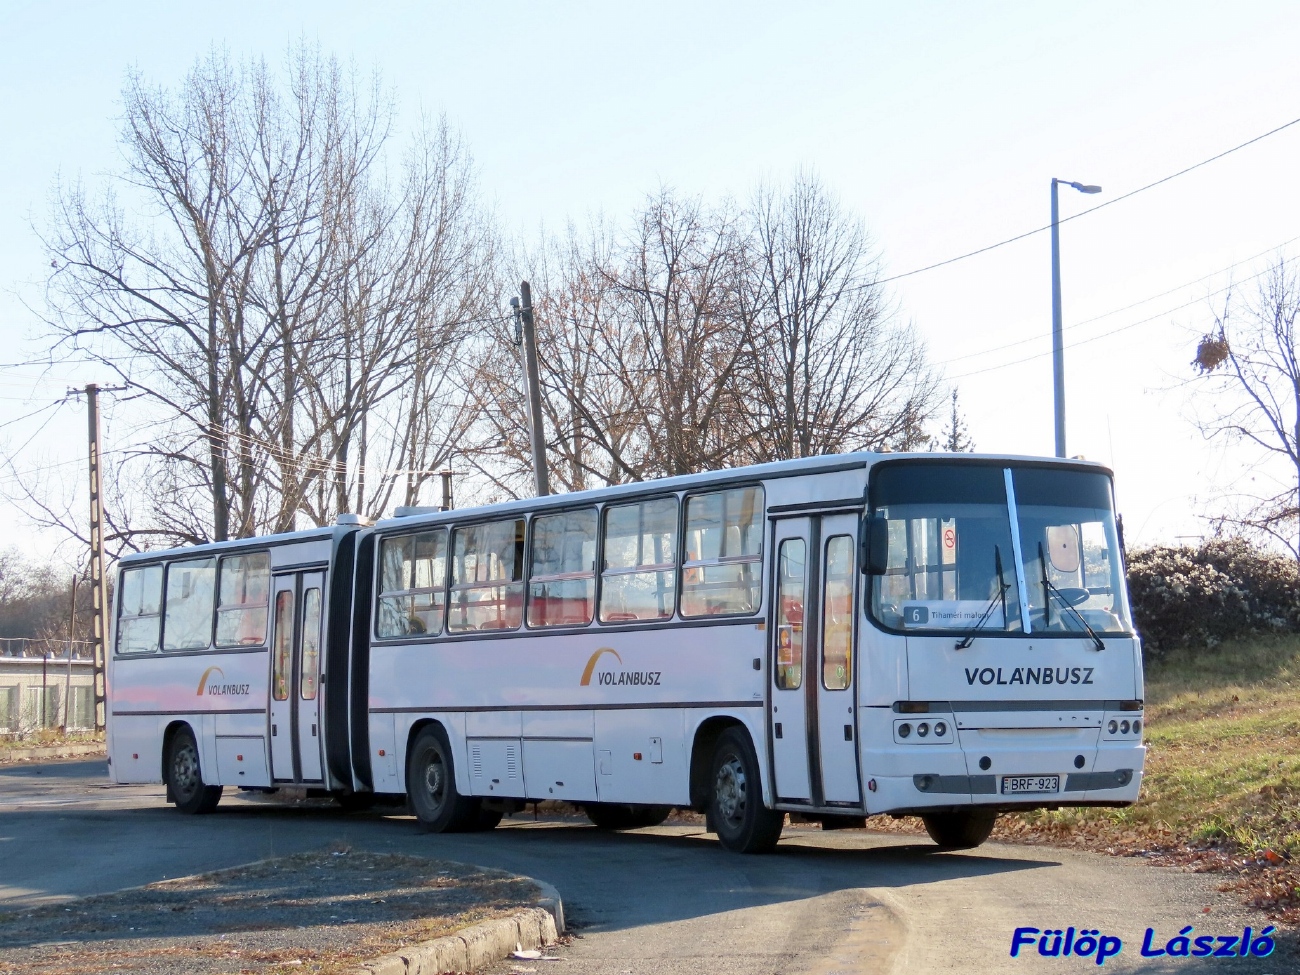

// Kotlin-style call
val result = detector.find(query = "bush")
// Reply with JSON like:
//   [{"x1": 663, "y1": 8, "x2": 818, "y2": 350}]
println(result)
[{"x1": 1127, "y1": 538, "x2": 1300, "y2": 658}]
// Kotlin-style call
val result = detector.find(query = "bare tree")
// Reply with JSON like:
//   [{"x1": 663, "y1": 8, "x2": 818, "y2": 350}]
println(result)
[
  {"x1": 473, "y1": 192, "x2": 753, "y2": 493},
  {"x1": 36, "y1": 47, "x2": 495, "y2": 545},
  {"x1": 1192, "y1": 257, "x2": 1300, "y2": 558},
  {"x1": 738, "y1": 174, "x2": 939, "y2": 459}
]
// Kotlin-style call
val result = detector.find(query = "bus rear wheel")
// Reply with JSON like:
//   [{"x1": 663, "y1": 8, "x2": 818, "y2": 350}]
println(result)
[
  {"x1": 584, "y1": 803, "x2": 672, "y2": 830},
  {"x1": 922, "y1": 809, "x2": 997, "y2": 849},
  {"x1": 407, "y1": 725, "x2": 481, "y2": 833},
  {"x1": 709, "y1": 728, "x2": 783, "y2": 853},
  {"x1": 167, "y1": 727, "x2": 222, "y2": 815}
]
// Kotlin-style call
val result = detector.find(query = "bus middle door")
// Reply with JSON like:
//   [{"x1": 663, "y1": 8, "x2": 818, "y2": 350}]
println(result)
[
  {"x1": 769, "y1": 514, "x2": 863, "y2": 809},
  {"x1": 269, "y1": 571, "x2": 326, "y2": 784}
]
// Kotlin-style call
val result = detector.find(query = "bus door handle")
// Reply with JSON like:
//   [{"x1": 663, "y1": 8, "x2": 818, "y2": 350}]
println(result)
[
  {"x1": 775, "y1": 723, "x2": 783, "y2": 739},
  {"x1": 311, "y1": 723, "x2": 317, "y2": 737},
  {"x1": 272, "y1": 724, "x2": 277, "y2": 736},
  {"x1": 844, "y1": 724, "x2": 853, "y2": 742}
]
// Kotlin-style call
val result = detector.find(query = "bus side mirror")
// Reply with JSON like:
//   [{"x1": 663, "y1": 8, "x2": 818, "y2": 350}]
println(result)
[{"x1": 859, "y1": 516, "x2": 890, "y2": 575}]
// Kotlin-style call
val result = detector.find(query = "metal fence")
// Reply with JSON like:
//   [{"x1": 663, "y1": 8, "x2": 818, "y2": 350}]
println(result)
[{"x1": 0, "y1": 637, "x2": 96, "y2": 659}]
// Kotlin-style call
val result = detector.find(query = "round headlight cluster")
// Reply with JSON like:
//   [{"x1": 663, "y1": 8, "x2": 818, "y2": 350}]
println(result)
[
  {"x1": 1107, "y1": 717, "x2": 1144, "y2": 736},
  {"x1": 917, "y1": 722, "x2": 930, "y2": 738},
  {"x1": 934, "y1": 721, "x2": 948, "y2": 737},
  {"x1": 898, "y1": 722, "x2": 912, "y2": 739}
]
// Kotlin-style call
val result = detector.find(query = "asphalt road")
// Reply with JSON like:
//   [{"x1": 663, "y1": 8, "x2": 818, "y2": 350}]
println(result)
[{"x1": 0, "y1": 759, "x2": 1287, "y2": 974}]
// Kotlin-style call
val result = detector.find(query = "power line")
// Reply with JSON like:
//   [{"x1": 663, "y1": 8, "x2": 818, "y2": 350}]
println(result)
[
  {"x1": 935, "y1": 233, "x2": 1300, "y2": 367},
  {"x1": 947, "y1": 263, "x2": 1275, "y2": 382},
  {"x1": 877, "y1": 114, "x2": 1300, "y2": 286}
]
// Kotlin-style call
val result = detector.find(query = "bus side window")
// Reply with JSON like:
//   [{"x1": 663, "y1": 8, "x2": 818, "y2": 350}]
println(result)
[
  {"x1": 681, "y1": 486, "x2": 764, "y2": 617},
  {"x1": 599, "y1": 497, "x2": 678, "y2": 622},
  {"x1": 162, "y1": 558, "x2": 216, "y2": 651},
  {"x1": 215, "y1": 552, "x2": 270, "y2": 647},
  {"x1": 529, "y1": 507, "x2": 597, "y2": 627},
  {"x1": 448, "y1": 519, "x2": 525, "y2": 632},
  {"x1": 116, "y1": 564, "x2": 163, "y2": 654},
  {"x1": 376, "y1": 531, "x2": 448, "y2": 638}
]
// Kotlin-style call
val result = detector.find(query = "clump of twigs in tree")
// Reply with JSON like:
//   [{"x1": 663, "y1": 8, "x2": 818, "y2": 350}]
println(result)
[{"x1": 1193, "y1": 329, "x2": 1230, "y2": 373}]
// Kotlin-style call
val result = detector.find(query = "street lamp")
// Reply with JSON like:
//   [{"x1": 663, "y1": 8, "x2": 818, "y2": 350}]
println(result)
[{"x1": 1050, "y1": 178, "x2": 1102, "y2": 458}]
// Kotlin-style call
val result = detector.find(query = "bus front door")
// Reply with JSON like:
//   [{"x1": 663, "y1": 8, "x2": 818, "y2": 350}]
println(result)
[
  {"x1": 769, "y1": 514, "x2": 863, "y2": 808},
  {"x1": 269, "y1": 571, "x2": 326, "y2": 784}
]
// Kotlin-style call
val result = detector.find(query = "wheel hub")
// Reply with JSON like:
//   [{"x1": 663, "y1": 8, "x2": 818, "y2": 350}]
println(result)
[
  {"x1": 173, "y1": 745, "x2": 198, "y2": 795},
  {"x1": 715, "y1": 755, "x2": 746, "y2": 822},
  {"x1": 423, "y1": 754, "x2": 445, "y2": 806}
]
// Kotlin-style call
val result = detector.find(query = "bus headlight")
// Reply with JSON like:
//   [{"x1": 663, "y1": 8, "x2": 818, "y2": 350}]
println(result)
[
  {"x1": 898, "y1": 722, "x2": 912, "y2": 739},
  {"x1": 1103, "y1": 713, "x2": 1143, "y2": 739}
]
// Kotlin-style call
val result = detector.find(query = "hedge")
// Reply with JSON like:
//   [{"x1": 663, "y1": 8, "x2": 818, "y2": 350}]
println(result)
[{"x1": 1126, "y1": 538, "x2": 1300, "y2": 658}]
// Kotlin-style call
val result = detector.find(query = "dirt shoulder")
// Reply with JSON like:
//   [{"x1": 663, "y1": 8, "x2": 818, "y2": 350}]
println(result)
[
  {"x1": 0, "y1": 732, "x2": 104, "y2": 764},
  {"x1": 0, "y1": 849, "x2": 543, "y2": 975}
]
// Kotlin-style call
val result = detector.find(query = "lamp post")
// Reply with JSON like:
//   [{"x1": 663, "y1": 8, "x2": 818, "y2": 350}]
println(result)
[{"x1": 1051, "y1": 178, "x2": 1102, "y2": 458}]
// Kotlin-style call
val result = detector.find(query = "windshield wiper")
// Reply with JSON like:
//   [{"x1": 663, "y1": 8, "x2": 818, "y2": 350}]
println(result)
[
  {"x1": 955, "y1": 546, "x2": 1009, "y2": 650},
  {"x1": 1038, "y1": 542, "x2": 1105, "y2": 651}
]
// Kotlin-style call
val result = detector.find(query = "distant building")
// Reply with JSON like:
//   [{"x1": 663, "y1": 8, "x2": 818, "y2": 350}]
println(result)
[{"x1": 0, "y1": 641, "x2": 96, "y2": 733}]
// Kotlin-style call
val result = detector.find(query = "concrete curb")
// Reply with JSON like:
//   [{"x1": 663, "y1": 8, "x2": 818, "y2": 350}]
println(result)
[
  {"x1": 355, "y1": 900, "x2": 564, "y2": 975},
  {"x1": 0, "y1": 743, "x2": 105, "y2": 764}
]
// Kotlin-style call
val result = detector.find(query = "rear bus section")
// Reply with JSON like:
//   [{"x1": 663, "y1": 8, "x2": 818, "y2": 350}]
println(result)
[
  {"x1": 859, "y1": 458, "x2": 1144, "y2": 845},
  {"x1": 106, "y1": 526, "x2": 370, "y2": 813}
]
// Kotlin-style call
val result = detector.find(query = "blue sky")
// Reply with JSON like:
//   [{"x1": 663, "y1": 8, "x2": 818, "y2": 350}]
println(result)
[{"x1": 2, "y1": 2, "x2": 1299, "y2": 559}]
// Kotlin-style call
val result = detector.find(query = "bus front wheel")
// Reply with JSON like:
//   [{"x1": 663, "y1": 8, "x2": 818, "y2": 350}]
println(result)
[
  {"x1": 407, "y1": 725, "x2": 481, "y2": 833},
  {"x1": 167, "y1": 727, "x2": 222, "y2": 815},
  {"x1": 709, "y1": 728, "x2": 784, "y2": 853},
  {"x1": 922, "y1": 809, "x2": 997, "y2": 849}
]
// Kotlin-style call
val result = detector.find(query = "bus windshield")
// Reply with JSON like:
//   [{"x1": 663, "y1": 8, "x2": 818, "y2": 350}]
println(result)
[{"x1": 868, "y1": 462, "x2": 1132, "y2": 636}]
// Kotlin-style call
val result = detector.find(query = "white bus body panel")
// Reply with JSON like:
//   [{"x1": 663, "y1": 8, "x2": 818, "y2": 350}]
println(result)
[
  {"x1": 109, "y1": 649, "x2": 269, "y2": 786},
  {"x1": 370, "y1": 618, "x2": 769, "y2": 805},
  {"x1": 858, "y1": 633, "x2": 1145, "y2": 814}
]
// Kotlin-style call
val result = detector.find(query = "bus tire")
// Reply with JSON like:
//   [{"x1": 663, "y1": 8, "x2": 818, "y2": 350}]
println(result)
[
  {"x1": 584, "y1": 803, "x2": 672, "y2": 830},
  {"x1": 922, "y1": 809, "x2": 997, "y2": 849},
  {"x1": 709, "y1": 727, "x2": 783, "y2": 853},
  {"x1": 167, "y1": 727, "x2": 222, "y2": 815},
  {"x1": 407, "y1": 725, "x2": 480, "y2": 833}
]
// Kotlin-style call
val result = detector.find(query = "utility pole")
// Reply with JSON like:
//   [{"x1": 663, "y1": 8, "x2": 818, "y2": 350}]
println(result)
[
  {"x1": 440, "y1": 470, "x2": 454, "y2": 511},
  {"x1": 514, "y1": 281, "x2": 551, "y2": 496},
  {"x1": 84, "y1": 383, "x2": 108, "y2": 731}
]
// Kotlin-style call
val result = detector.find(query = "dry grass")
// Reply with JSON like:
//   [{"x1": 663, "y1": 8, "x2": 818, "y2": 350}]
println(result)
[{"x1": 0, "y1": 729, "x2": 104, "y2": 752}]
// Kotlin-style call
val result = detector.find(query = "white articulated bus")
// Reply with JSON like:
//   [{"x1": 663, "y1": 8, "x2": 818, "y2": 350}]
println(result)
[{"x1": 107, "y1": 452, "x2": 1145, "y2": 853}]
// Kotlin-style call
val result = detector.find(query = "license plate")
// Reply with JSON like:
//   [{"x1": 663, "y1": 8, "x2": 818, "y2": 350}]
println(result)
[{"x1": 1001, "y1": 774, "x2": 1060, "y2": 795}]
